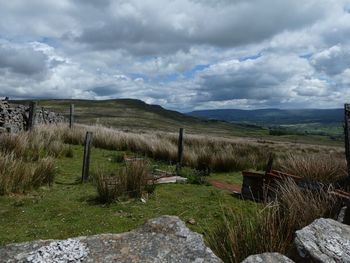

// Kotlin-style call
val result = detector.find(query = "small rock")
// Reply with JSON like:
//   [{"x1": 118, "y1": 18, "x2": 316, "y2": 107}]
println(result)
[
  {"x1": 241, "y1": 253, "x2": 294, "y2": 263},
  {"x1": 187, "y1": 218, "x2": 196, "y2": 225}
]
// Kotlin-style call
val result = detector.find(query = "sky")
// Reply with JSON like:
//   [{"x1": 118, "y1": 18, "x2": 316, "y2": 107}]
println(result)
[{"x1": 0, "y1": 0, "x2": 349, "y2": 111}]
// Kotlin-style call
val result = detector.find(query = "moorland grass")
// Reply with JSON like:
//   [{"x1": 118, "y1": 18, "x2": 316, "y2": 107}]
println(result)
[
  {"x1": 0, "y1": 123, "x2": 347, "y2": 263},
  {"x1": 207, "y1": 180, "x2": 340, "y2": 263},
  {"x1": 95, "y1": 160, "x2": 153, "y2": 203},
  {"x1": 0, "y1": 144, "x2": 257, "y2": 246},
  {"x1": 0, "y1": 130, "x2": 72, "y2": 195},
  {"x1": 276, "y1": 153, "x2": 347, "y2": 183}
]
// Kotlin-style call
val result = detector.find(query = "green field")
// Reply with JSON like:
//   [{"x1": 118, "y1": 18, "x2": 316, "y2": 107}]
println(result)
[{"x1": 0, "y1": 144, "x2": 256, "y2": 246}]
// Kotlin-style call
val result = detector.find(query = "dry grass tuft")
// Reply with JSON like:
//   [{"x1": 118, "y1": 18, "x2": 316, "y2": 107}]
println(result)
[
  {"x1": 207, "y1": 179, "x2": 339, "y2": 263},
  {"x1": 0, "y1": 128, "x2": 61, "y2": 195},
  {"x1": 95, "y1": 160, "x2": 152, "y2": 203},
  {"x1": 276, "y1": 154, "x2": 347, "y2": 183},
  {"x1": 0, "y1": 153, "x2": 55, "y2": 195},
  {"x1": 50, "y1": 124, "x2": 270, "y2": 172}
]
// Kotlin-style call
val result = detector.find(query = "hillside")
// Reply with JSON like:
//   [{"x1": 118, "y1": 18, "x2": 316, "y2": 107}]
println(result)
[
  {"x1": 10, "y1": 99, "x2": 266, "y2": 137},
  {"x1": 188, "y1": 108, "x2": 343, "y2": 125},
  {"x1": 188, "y1": 108, "x2": 344, "y2": 139},
  {"x1": 9, "y1": 99, "x2": 344, "y2": 145}
]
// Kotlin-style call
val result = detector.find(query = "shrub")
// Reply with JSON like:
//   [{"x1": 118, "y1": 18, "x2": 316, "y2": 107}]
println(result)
[{"x1": 207, "y1": 179, "x2": 339, "y2": 263}]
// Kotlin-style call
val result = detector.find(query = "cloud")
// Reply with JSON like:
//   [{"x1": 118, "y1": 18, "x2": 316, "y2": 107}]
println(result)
[
  {"x1": 75, "y1": 0, "x2": 327, "y2": 55},
  {"x1": 0, "y1": 44, "x2": 48, "y2": 75},
  {"x1": 0, "y1": 0, "x2": 349, "y2": 110},
  {"x1": 311, "y1": 45, "x2": 350, "y2": 76}
]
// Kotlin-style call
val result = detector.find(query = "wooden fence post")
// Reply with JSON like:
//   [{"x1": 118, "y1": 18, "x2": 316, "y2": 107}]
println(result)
[
  {"x1": 41, "y1": 107, "x2": 47, "y2": 124},
  {"x1": 28, "y1": 101, "x2": 37, "y2": 131},
  {"x1": 82, "y1": 131, "x2": 93, "y2": 182},
  {"x1": 265, "y1": 153, "x2": 274, "y2": 176},
  {"x1": 69, "y1": 104, "x2": 74, "y2": 129},
  {"x1": 176, "y1": 128, "x2": 184, "y2": 175},
  {"x1": 344, "y1": 104, "x2": 350, "y2": 181}
]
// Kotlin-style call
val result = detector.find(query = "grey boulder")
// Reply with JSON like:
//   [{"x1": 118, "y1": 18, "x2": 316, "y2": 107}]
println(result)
[
  {"x1": 241, "y1": 252, "x2": 294, "y2": 263},
  {"x1": 293, "y1": 218, "x2": 350, "y2": 262},
  {"x1": 0, "y1": 215, "x2": 222, "y2": 263}
]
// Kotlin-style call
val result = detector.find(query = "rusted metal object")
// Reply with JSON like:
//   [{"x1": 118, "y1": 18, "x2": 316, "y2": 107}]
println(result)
[
  {"x1": 329, "y1": 189, "x2": 350, "y2": 201},
  {"x1": 241, "y1": 170, "x2": 264, "y2": 201}
]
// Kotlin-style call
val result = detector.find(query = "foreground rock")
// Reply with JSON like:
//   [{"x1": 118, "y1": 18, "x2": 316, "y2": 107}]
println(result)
[
  {"x1": 0, "y1": 215, "x2": 222, "y2": 263},
  {"x1": 291, "y1": 218, "x2": 350, "y2": 262},
  {"x1": 241, "y1": 253, "x2": 294, "y2": 263}
]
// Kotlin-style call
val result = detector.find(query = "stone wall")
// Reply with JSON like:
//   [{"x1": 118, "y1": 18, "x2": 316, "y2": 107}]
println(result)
[{"x1": 0, "y1": 100, "x2": 65, "y2": 133}]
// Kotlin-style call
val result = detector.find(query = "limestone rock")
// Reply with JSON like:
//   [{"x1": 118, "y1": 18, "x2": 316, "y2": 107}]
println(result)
[
  {"x1": 293, "y1": 218, "x2": 350, "y2": 262},
  {"x1": 241, "y1": 253, "x2": 294, "y2": 263},
  {"x1": 0, "y1": 215, "x2": 222, "y2": 263}
]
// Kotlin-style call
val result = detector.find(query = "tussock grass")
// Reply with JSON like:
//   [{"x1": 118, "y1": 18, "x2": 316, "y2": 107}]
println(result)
[
  {"x1": 49, "y1": 124, "x2": 270, "y2": 172},
  {"x1": 207, "y1": 179, "x2": 339, "y2": 263},
  {"x1": 0, "y1": 153, "x2": 55, "y2": 195},
  {"x1": 0, "y1": 129, "x2": 65, "y2": 195},
  {"x1": 276, "y1": 153, "x2": 347, "y2": 183},
  {"x1": 95, "y1": 160, "x2": 152, "y2": 203}
]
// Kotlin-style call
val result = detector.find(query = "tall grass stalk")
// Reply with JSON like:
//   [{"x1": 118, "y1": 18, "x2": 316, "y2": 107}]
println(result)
[
  {"x1": 95, "y1": 160, "x2": 152, "y2": 203},
  {"x1": 276, "y1": 154, "x2": 347, "y2": 183},
  {"x1": 207, "y1": 179, "x2": 339, "y2": 263},
  {"x1": 0, "y1": 153, "x2": 55, "y2": 195}
]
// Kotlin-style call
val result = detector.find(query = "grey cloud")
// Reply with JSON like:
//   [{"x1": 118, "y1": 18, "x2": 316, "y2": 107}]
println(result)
[
  {"x1": 194, "y1": 55, "x2": 308, "y2": 103},
  {"x1": 0, "y1": 45, "x2": 48, "y2": 75},
  {"x1": 75, "y1": 0, "x2": 326, "y2": 55},
  {"x1": 0, "y1": 0, "x2": 349, "y2": 111},
  {"x1": 92, "y1": 86, "x2": 121, "y2": 96},
  {"x1": 311, "y1": 45, "x2": 350, "y2": 75}
]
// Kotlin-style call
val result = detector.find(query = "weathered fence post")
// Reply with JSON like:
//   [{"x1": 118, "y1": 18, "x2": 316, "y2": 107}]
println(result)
[
  {"x1": 27, "y1": 101, "x2": 37, "y2": 131},
  {"x1": 82, "y1": 131, "x2": 93, "y2": 182},
  {"x1": 176, "y1": 128, "x2": 184, "y2": 175},
  {"x1": 344, "y1": 103, "x2": 350, "y2": 231},
  {"x1": 265, "y1": 153, "x2": 274, "y2": 176},
  {"x1": 69, "y1": 104, "x2": 74, "y2": 129},
  {"x1": 41, "y1": 107, "x2": 47, "y2": 124},
  {"x1": 344, "y1": 104, "x2": 350, "y2": 181},
  {"x1": 263, "y1": 153, "x2": 274, "y2": 201}
]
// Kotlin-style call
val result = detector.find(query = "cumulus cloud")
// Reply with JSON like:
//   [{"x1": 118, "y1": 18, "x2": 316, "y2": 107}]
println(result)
[
  {"x1": 75, "y1": 0, "x2": 327, "y2": 55},
  {"x1": 311, "y1": 45, "x2": 350, "y2": 76},
  {"x1": 0, "y1": 0, "x2": 349, "y2": 110},
  {"x1": 0, "y1": 44, "x2": 48, "y2": 76}
]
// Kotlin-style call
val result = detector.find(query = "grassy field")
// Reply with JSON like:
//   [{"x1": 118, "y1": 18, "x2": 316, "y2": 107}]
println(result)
[
  {"x1": 0, "y1": 144, "x2": 256, "y2": 246},
  {"x1": 0, "y1": 101, "x2": 347, "y2": 262},
  {"x1": 11, "y1": 99, "x2": 344, "y2": 146}
]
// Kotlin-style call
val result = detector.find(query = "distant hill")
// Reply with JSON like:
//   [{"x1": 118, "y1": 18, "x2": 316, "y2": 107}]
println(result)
[
  {"x1": 10, "y1": 99, "x2": 266, "y2": 137},
  {"x1": 187, "y1": 108, "x2": 343, "y2": 125}
]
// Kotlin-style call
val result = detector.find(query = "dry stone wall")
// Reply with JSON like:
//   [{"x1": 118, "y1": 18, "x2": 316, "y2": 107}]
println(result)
[{"x1": 0, "y1": 100, "x2": 64, "y2": 133}]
